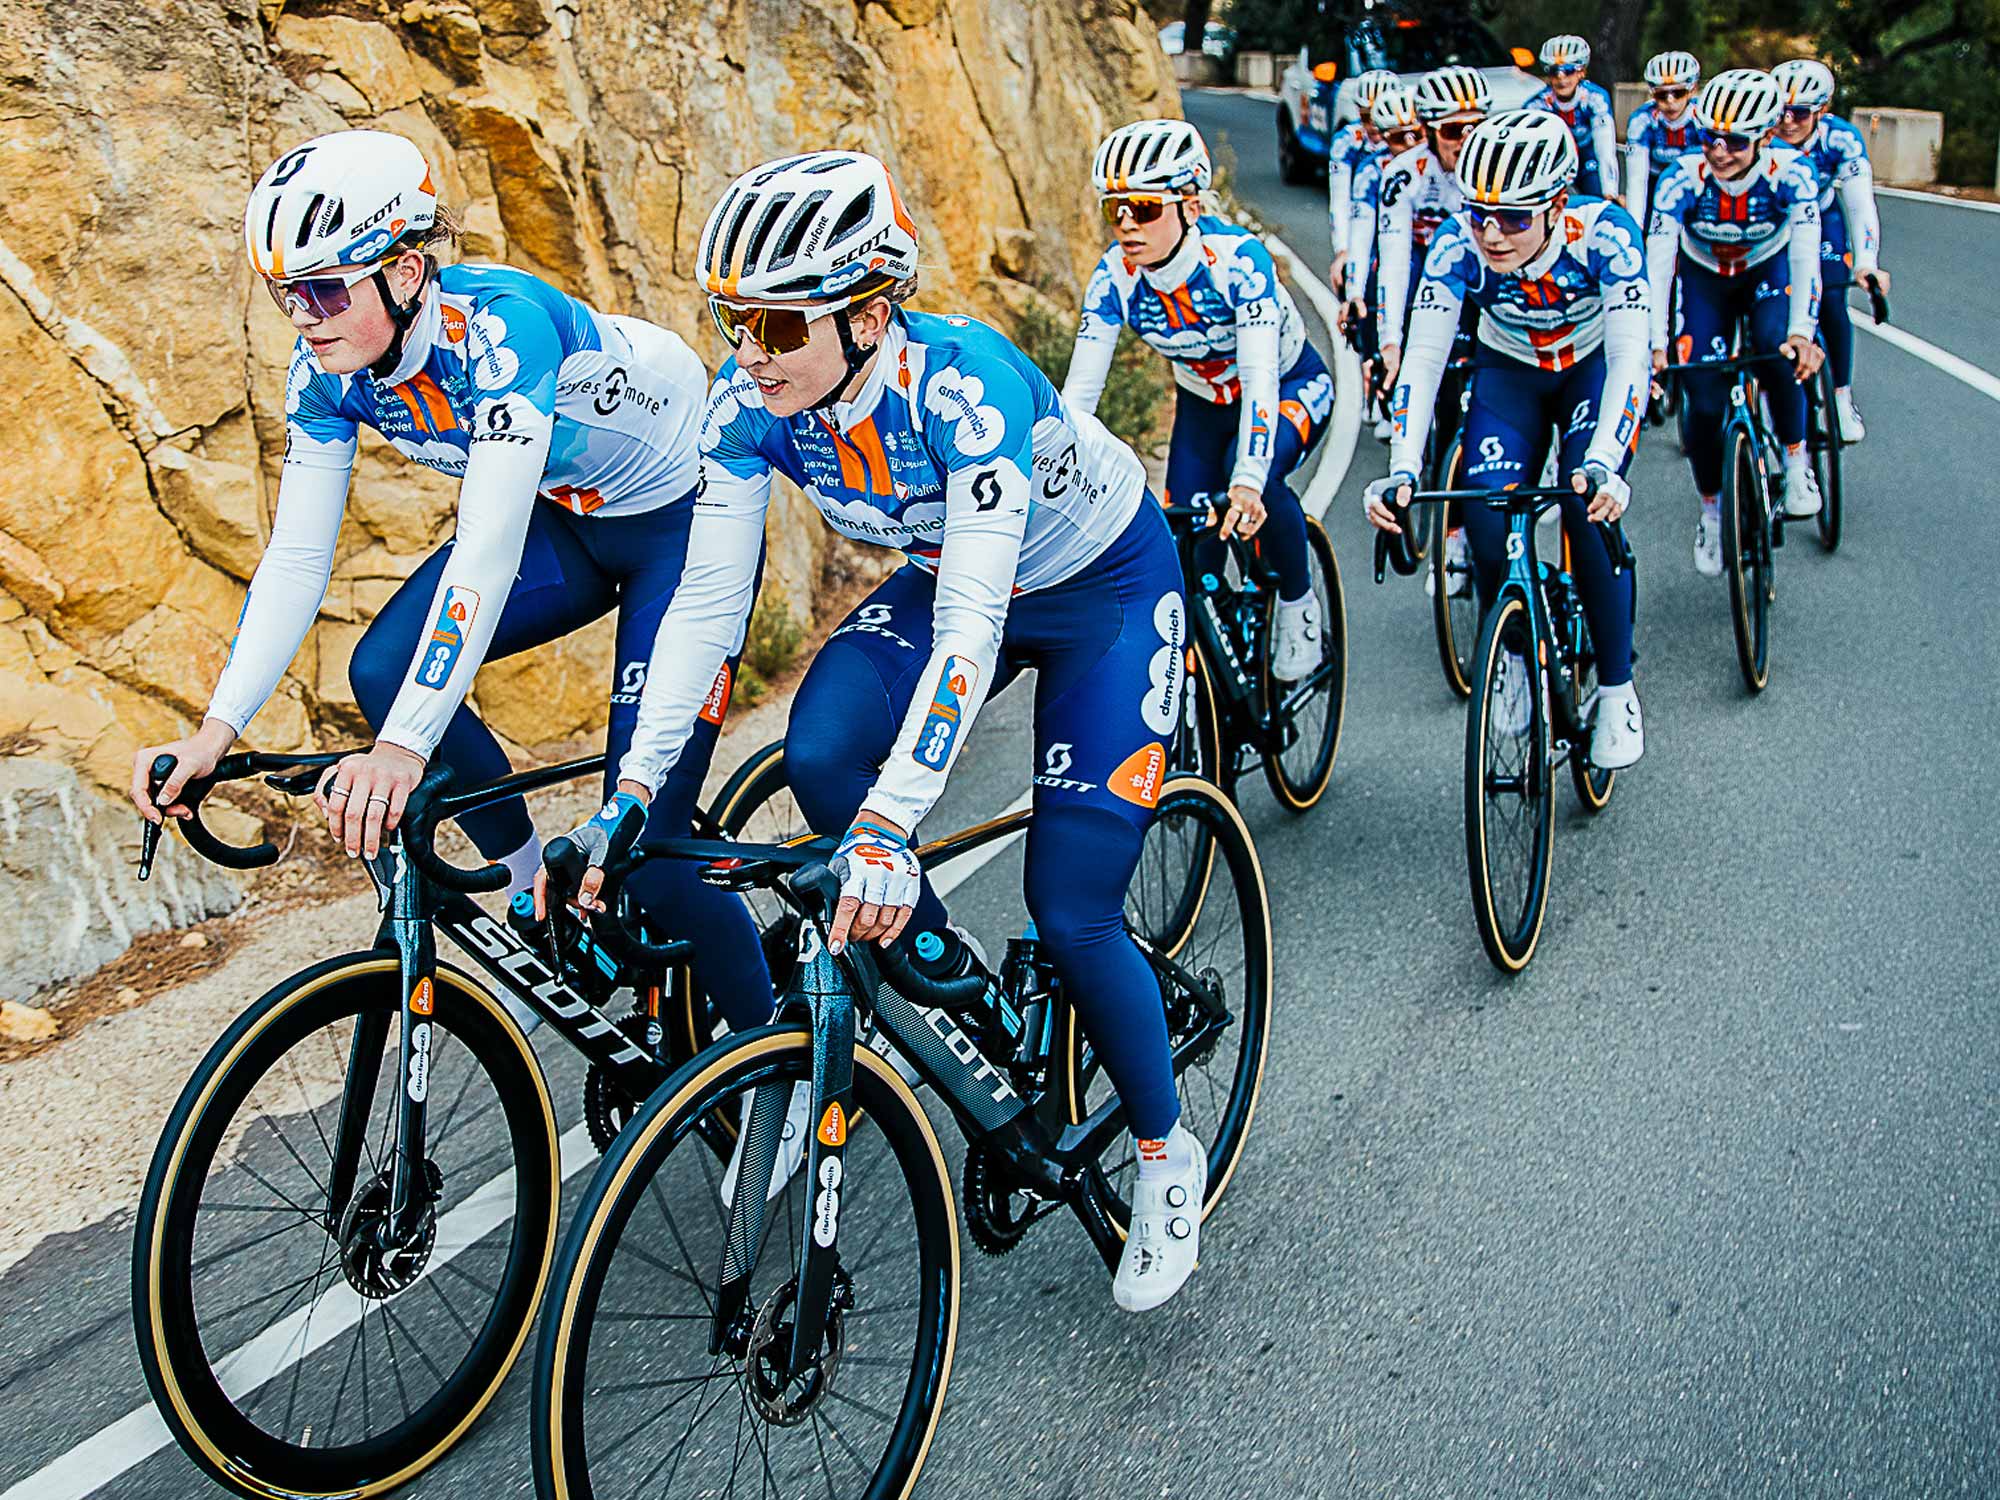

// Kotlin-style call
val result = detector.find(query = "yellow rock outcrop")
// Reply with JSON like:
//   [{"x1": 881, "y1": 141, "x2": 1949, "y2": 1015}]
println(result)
[{"x1": 0, "y1": 0, "x2": 1176, "y2": 791}]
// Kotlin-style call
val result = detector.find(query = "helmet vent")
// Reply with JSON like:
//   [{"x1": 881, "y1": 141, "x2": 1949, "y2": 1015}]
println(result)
[
  {"x1": 742, "y1": 190, "x2": 795, "y2": 269},
  {"x1": 770, "y1": 189, "x2": 830, "y2": 272},
  {"x1": 826, "y1": 188, "x2": 874, "y2": 249},
  {"x1": 294, "y1": 194, "x2": 326, "y2": 250}
]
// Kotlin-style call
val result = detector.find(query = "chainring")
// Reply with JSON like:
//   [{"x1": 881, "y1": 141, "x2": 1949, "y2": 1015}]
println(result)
[
  {"x1": 582, "y1": 1013, "x2": 655, "y2": 1153},
  {"x1": 962, "y1": 1144, "x2": 1041, "y2": 1256}
]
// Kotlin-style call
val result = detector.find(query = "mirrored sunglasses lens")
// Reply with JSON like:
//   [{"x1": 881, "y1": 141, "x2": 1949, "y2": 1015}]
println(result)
[
  {"x1": 266, "y1": 276, "x2": 352, "y2": 319},
  {"x1": 713, "y1": 302, "x2": 813, "y2": 354},
  {"x1": 1102, "y1": 197, "x2": 1167, "y2": 226}
]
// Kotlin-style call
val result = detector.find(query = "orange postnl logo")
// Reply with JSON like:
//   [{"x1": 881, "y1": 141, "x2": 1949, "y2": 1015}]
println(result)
[
  {"x1": 698, "y1": 662, "x2": 733, "y2": 725},
  {"x1": 1109, "y1": 742, "x2": 1167, "y2": 809},
  {"x1": 409, "y1": 977, "x2": 434, "y2": 1016},
  {"x1": 817, "y1": 1102, "x2": 847, "y2": 1147},
  {"x1": 440, "y1": 304, "x2": 468, "y2": 344}
]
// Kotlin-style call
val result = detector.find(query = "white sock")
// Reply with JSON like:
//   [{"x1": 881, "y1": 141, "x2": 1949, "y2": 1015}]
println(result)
[
  {"x1": 1136, "y1": 1122, "x2": 1196, "y2": 1182},
  {"x1": 1700, "y1": 495, "x2": 1720, "y2": 519},
  {"x1": 497, "y1": 834, "x2": 544, "y2": 900}
]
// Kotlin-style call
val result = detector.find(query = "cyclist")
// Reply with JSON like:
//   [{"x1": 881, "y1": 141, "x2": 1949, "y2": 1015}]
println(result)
[
  {"x1": 1363, "y1": 110, "x2": 1649, "y2": 770},
  {"x1": 1528, "y1": 34, "x2": 1620, "y2": 205},
  {"x1": 1069, "y1": 118, "x2": 1333, "y2": 680},
  {"x1": 1342, "y1": 82, "x2": 1426, "y2": 441},
  {"x1": 1772, "y1": 57, "x2": 1889, "y2": 442},
  {"x1": 1625, "y1": 51, "x2": 1702, "y2": 232},
  {"x1": 128, "y1": 129, "x2": 770, "y2": 1023},
  {"x1": 1329, "y1": 69, "x2": 1402, "y2": 292},
  {"x1": 1376, "y1": 65, "x2": 1491, "y2": 400},
  {"x1": 1645, "y1": 68, "x2": 1824, "y2": 575},
  {"x1": 584, "y1": 150, "x2": 1206, "y2": 1312}
]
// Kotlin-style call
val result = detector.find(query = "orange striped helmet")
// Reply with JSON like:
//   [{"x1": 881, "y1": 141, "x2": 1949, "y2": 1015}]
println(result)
[
  {"x1": 1454, "y1": 110, "x2": 1578, "y2": 208},
  {"x1": 1694, "y1": 69, "x2": 1784, "y2": 135},
  {"x1": 1092, "y1": 119, "x2": 1212, "y2": 195},
  {"x1": 697, "y1": 152, "x2": 920, "y2": 303}
]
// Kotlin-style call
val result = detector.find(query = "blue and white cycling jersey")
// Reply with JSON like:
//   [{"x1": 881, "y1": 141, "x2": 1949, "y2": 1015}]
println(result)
[
  {"x1": 1343, "y1": 151, "x2": 1390, "y2": 297},
  {"x1": 1376, "y1": 144, "x2": 1466, "y2": 347},
  {"x1": 210, "y1": 262, "x2": 709, "y2": 758},
  {"x1": 1326, "y1": 120, "x2": 1374, "y2": 249},
  {"x1": 1066, "y1": 216, "x2": 1306, "y2": 492},
  {"x1": 622, "y1": 309, "x2": 1147, "y2": 827},
  {"x1": 1645, "y1": 145, "x2": 1822, "y2": 344},
  {"x1": 1390, "y1": 199, "x2": 1651, "y2": 479},
  {"x1": 1626, "y1": 102, "x2": 1699, "y2": 183},
  {"x1": 1529, "y1": 80, "x2": 1621, "y2": 196},
  {"x1": 1792, "y1": 114, "x2": 1881, "y2": 274}
]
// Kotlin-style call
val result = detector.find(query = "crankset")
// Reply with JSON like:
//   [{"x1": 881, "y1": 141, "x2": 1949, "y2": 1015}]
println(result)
[
  {"x1": 582, "y1": 1013, "x2": 657, "y2": 1152},
  {"x1": 963, "y1": 1143, "x2": 1058, "y2": 1256}
]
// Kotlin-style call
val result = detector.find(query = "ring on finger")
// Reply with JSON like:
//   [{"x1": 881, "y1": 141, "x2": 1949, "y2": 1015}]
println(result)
[
  {"x1": 366, "y1": 795, "x2": 391, "y2": 808},
  {"x1": 328, "y1": 785, "x2": 353, "y2": 802}
]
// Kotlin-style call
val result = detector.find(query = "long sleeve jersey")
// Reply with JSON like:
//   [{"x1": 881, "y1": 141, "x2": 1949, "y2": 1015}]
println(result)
[{"x1": 1645, "y1": 146, "x2": 1822, "y2": 347}]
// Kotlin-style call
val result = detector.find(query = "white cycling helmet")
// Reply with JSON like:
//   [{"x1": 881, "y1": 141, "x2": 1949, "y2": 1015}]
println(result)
[
  {"x1": 697, "y1": 151, "x2": 920, "y2": 304},
  {"x1": 1644, "y1": 51, "x2": 1702, "y2": 89},
  {"x1": 1092, "y1": 118, "x2": 1212, "y2": 195},
  {"x1": 244, "y1": 130, "x2": 437, "y2": 280},
  {"x1": 1351, "y1": 69, "x2": 1401, "y2": 115},
  {"x1": 1456, "y1": 110, "x2": 1578, "y2": 208},
  {"x1": 1694, "y1": 69, "x2": 1785, "y2": 136},
  {"x1": 1371, "y1": 83, "x2": 1422, "y2": 134},
  {"x1": 1415, "y1": 65, "x2": 1492, "y2": 123},
  {"x1": 1772, "y1": 58, "x2": 1835, "y2": 109},
  {"x1": 1539, "y1": 34, "x2": 1591, "y2": 68}
]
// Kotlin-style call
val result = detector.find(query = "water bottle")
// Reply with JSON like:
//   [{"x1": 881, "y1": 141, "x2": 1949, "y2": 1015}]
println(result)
[
  {"x1": 909, "y1": 926, "x2": 1006, "y2": 1040},
  {"x1": 1001, "y1": 920, "x2": 1055, "y2": 1061}
]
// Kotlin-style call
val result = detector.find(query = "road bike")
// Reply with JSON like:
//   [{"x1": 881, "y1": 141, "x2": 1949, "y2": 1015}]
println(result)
[
  {"x1": 1377, "y1": 487, "x2": 1635, "y2": 973},
  {"x1": 531, "y1": 775, "x2": 1271, "y2": 1498},
  {"x1": 128, "y1": 749, "x2": 781, "y2": 1499},
  {"x1": 1163, "y1": 498, "x2": 1347, "y2": 810},
  {"x1": 1802, "y1": 282, "x2": 1892, "y2": 555}
]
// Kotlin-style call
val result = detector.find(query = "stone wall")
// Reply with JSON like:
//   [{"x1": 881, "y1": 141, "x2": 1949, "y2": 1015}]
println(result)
[{"x1": 0, "y1": 0, "x2": 1176, "y2": 793}]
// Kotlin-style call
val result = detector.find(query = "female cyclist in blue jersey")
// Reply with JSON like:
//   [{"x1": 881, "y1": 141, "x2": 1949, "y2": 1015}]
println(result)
[
  {"x1": 1624, "y1": 51, "x2": 1702, "y2": 232},
  {"x1": 569, "y1": 151, "x2": 1206, "y2": 1312},
  {"x1": 1328, "y1": 69, "x2": 1402, "y2": 291},
  {"x1": 1772, "y1": 58, "x2": 1890, "y2": 442},
  {"x1": 1066, "y1": 119, "x2": 1333, "y2": 681},
  {"x1": 1645, "y1": 69, "x2": 1824, "y2": 576},
  {"x1": 1529, "y1": 34, "x2": 1621, "y2": 204},
  {"x1": 1341, "y1": 82, "x2": 1428, "y2": 441},
  {"x1": 1363, "y1": 111, "x2": 1650, "y2": 770},
  {"x1": 127, "y1": 129, "x2": 770, "y2": 1023}
]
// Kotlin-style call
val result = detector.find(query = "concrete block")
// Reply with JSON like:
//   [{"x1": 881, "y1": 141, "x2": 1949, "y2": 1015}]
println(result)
[
  {"x1": 1851, "y1": 107, "x2": 1942, "y2": 184},
  {"x1": 1614, "y1": 81, "x2": 1646, "y2": 137},
  {"x1": 1234, "y1": 50, "x2": 1276, "y2": 90},
  {"x1": 1172, "y1": 52, "x2": 1228, "y2": 87}
]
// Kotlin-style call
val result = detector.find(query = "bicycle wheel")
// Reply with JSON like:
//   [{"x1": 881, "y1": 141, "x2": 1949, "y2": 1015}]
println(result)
[
  {"x1": 1559, "y1": 583, "x2": 1615, "y2": 815},
  {"x1": 134, "y1": 956, "x2": 560, "y2": 1499},
  {"x1": 1057, "y1": 776, "x2": 1273, "y2": 1230},
  {"x1": 1464, "y1": 593, "x2": 1554, "y2": 973},
  {"x1": 1813, "y1": 360, "x2": 1844, "y2": 552},
  {"x1": 1168, "y1": 644, "x2": 1225, "y2": 790},
  {"x1": 1428, "y1": 440, "x2": 1477, "y2": 698},
  {"x1": 1719, "y1": 424, "x2": 1771, "y2": 693},
  {"x1": 1260, "y1": 515, "x2": 1347, "y2": 809},
  {"x1": 535, "y1": 1028, "x2": 958, "y2": 1500}
]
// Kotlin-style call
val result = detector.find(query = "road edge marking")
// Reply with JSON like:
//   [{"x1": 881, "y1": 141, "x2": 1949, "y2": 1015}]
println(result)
[
  {"x1": 1850, "y1": 305, "x2": 2000, "y2": 403},
  {"x1": 1875, "y1": 186, "x2": 2000, "y2": 216}
]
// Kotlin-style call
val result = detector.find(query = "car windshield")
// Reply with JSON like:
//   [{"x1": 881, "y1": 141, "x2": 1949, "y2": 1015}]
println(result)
[{"x1": 1350, "y1": 15, "x2": 1509, "y2": 72}]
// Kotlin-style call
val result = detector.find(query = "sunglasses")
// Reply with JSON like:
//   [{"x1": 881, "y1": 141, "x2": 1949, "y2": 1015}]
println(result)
[
  {"x1": 263, "y1": 261, "x2": 383, "y2": 321},
  {"x1": 709, "y1": 297, "x2": 843, "y2": 356},
  {"x1": 1100, "y1": 194, "x2": 1172, "y2": 227},
  {"x1": 1549, "y1": 64, "x2": 1585, "y2": 77},
  {"x1": 1433, "y1": 120, "x2": 1478, "y2": 143},
  {"x1": 1780, "y1": 105, "x2": 1817, "y2": 124},
  {"x1": 1652, "y1": 86, "x2": 1690, "y2": 103},
  {"x1": 1700, "y1": 128, "x2": 1756, "y2": 152},
  {"x1": 1467, "y1": 205, "x2": 1538, "y2": 234},
  {"x1": 1383, "y1": 127, "x2": 1424, "y2": 150}
]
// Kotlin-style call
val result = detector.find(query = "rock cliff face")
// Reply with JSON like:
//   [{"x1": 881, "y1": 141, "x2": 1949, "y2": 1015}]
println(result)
[{"x1": 0, "y1": 0, "x2": 1175, "y2": 792}]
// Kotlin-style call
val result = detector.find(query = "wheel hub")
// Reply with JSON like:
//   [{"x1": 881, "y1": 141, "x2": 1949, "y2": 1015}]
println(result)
[
  {"x1": 743, "y1": 1272, "x2": 848, "y2": 1425},
  {"x1": 336, "y1": 1161, "x2": 441, "y2": 1299}
]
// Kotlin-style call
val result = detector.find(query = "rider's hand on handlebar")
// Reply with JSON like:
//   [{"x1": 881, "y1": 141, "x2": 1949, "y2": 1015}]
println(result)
[
  {"x1": 828, "y1": 813, "x2": 920, "y2": 956},
  {"x1": 1218, "y1": 483, "x2": 1267, "y2": 539},
  {"x1": 534, "y1": 784, "x2": 650, "y2": 919},
  {"x1": 1364, "y1": 473, "x2": 1415, "y2": 534},
  {"x1": 1340, "y1": 297, "x2": 1368, "y2": 335},
  {"x1": 315, "y1": 742, "x2": 427, "y2": 860},
  {"x1": 1378, "y1": 342, "x2": 1402, "y2": 390},
  {"x1": 1779, "y1": 334, "x2": 1824, "y2": 383},
  {"x1": 1860, "y1": 267, "x2": 1891, "y2": 295},
  {"x1": 1573, "y1": 460, "x2": 1631, "y2": 524},
  {"x1": 131, "y1": 718, "x2": 236, "y2": 824}
]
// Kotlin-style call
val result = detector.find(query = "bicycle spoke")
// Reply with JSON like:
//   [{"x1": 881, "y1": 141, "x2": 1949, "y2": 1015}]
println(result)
[{"x1": 647, "y1": 1178, "x2": 718, "y2": 1316}]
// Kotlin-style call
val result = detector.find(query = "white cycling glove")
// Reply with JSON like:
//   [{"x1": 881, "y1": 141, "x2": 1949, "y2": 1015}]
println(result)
[
  {"x1": 1364, "y1": 471, "x2": 1417, "y2": 525},
  {"x1": 831, "y1": 817, "x2": 923, "y2": 913},
  {"x1": 1578, "y1": 461, "x2": 1631, "y2": 516}
]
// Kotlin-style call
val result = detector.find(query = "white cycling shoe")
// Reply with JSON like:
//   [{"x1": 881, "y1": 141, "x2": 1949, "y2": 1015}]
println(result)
[
  {"x1": 1112, "y1": 1124, "x2": 1207, "y2": 1313},
  {"x1": 1493, "y1": 650, "x2": 1534, "y2": 737},
  {"x1": 720, "y1": 1080, "x2": 812, "y2": 1209},
  {"x1": 1834, "y1": 387, "x2": 1865, "y2": 443},
  {"x1": 1269, "y1": 595, "x2": 1322, "y2": 681},
  {"x1": 1694, "y1": 510, "x2": 1723, "y2": 577},
  {"x1": 1783, "y1": 459, "x2": 1822, "y2": 518},
  {"x1": 1590, "y1": 683, "x2": 1644, "y2": 770}
]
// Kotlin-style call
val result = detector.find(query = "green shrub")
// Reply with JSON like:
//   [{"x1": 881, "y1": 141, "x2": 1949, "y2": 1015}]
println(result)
[{"x1": 735, "y1": 582, "x2": 805, "y2": 710}]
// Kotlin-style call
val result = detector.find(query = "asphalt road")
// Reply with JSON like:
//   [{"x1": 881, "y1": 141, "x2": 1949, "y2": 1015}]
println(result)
[{"x1": 3, "y1": 88, "x2": 1996, "y2": 1499}]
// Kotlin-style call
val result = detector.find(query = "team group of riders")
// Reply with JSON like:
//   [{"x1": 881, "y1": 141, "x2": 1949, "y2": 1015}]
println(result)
[{"x1": 127, "y1": 35, "x2": 1886, "y2": 1320}]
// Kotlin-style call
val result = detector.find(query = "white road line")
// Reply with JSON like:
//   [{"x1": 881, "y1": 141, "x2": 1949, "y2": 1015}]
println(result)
[
  {"x1": 8, "y1": 805, "x2": 1033, "y2": 1500},
  {"x1": 1261, "y1": 230, "x2": 1359, "y2": 517},
  {"x1": 1876, "y1": 186, "x2": 2000, "y2": 216},
  {"x1": 1850, "y1": 305, "x2": 2000, "y2": 403},
  {"x1": 1193, "y1": 85, "x2": 1282, "y2": 104}
]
